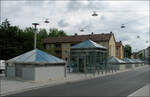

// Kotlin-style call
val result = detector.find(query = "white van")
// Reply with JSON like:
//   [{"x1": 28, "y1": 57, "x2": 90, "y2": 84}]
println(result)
[{"x1": 0, "y1": 60, "x2": 5, "y2": 73}]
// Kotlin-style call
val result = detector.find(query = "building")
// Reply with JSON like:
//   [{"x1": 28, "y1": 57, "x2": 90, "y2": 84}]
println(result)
[
  {"x1": 116, "y1": 41, "x2": 124, "y2": 59},
  {"x1": 44, "y1": 32, "x2": 116, "y2": 63},
  {"x1": 131, "y1": 52, "x2": 138, "y2": 59},
  {"x1": 70, "y1": 40, "x2": 108, "y2": 73},
  {"x1": 5, "y1": 49, "x2": 66, "y2": 80},
  {"x1": 143, "y1": 47, "x2": 150, "y2": 62},
  {"x1": 133, "y1": 46, "x2": 150, "y2": 62}
]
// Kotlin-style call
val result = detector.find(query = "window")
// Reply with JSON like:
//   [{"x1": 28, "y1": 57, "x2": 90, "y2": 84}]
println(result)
[
  {"x1": 64, "y1": 50, "x2": 68, "y2": 54},
  {"x1": 116, "y1": 51, "x2": 119, "y2": 56},
  {"x1": 71, "y1": 43, "x2": 76, "y2": 46},
  {"x1": 64, "y1": 44, "x2": 67, "y2": 48},
  {"x1": 55, "y1": 50, "x2": 61, "y2": 55},
  {"x1": 96, "y1": 56, "x2": 100, "y2": 63},
  {"x1": 65, "y1": 58, "x2": 68, "y2": 61},
  {"x1": 109, "y1": 45, "x2": 112, "y2": 56},
  {"x1": 116, "y1": 47, "x2": 119, "y2": 56},
  {"x1": 47, "y1": 44, "x2": 50, "y2": 49},
  {"x1": 55, "y1": 44, "x2": 61, "y2": 48}
]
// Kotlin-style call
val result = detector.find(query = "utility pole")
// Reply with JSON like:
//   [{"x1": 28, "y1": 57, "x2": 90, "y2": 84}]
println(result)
[{"x1": 32, "y1": 23, "x2": 39, "y2": 49}]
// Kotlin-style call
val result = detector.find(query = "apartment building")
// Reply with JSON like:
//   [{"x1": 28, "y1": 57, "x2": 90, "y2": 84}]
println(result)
[
  {"x1": 43, "y1": 32, "x2": 116, "y2": 62},
  {"x1": 136, "y1": 46, "x2": 150, "y2": 61}
]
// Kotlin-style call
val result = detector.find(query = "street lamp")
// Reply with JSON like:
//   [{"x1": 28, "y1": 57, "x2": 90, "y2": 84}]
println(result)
[
  {"x1": 137, "y1": 36, "x2": 140, "y2": 39},
  {"x1": 92, "y1": 11, "x2": 98, "y2": 16},
  {"x1": 32, "y1": 23, "x2": 39, "y2": 49},
  {"x1": 44, "y1": 18, "x2": 50, "y2": 23},
  {"x1": 32, "y1": 18, "x2": 50, "y2": 49},
  {"x1": 121, "y1": 24, "x2": 125, "y2": 28}
]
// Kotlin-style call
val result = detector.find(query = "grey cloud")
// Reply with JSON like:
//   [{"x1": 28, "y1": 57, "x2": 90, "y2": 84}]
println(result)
[
  {"x1": 66, "y1": 1, "x2": 110, "y2": 12},
  {"x1": 24, "y1": 1, "x2": 45, "y2": 6},
  {"x1": 66, "y1": 1, "x2": 87, "y2": 12},
  {"x1": 58, "y1": 19, "x2": 69, "y2": 27},
  {"x1": 87, "y1": 1, "x2": 110, "y2": 11},
  {"x1": 1, "y1": 1, "x2": 149, "y2": 51}
]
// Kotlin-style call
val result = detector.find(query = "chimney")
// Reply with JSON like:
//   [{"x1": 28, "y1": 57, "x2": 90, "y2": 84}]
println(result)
[
  {"x1": 91, "y1": 32, "x2": 94, "y2": 35},
  {"x1": 74, "y1": 33, "x2": 78, "y2": 36},
  {"x1": 88, "y1": 34, "x2": 92, "y2": 40}
]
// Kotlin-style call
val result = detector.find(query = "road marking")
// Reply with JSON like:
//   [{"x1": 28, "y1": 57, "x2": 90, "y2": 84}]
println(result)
[{"x1": 128, "y1": 84, "x2": 150, "y2": 97}]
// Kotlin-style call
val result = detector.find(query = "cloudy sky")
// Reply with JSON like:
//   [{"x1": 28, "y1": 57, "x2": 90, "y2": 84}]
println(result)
[{"x1": 1, "y1": 0, "x2": 149, "y2": 52}]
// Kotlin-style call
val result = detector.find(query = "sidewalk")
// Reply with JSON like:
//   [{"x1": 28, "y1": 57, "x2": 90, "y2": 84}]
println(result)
[
  {"x1": 128, "y1": 84, "x2": 150, "y2": 97},
  {"x1": 0, "y1": 65, "x2": 148, "y2": 96}
]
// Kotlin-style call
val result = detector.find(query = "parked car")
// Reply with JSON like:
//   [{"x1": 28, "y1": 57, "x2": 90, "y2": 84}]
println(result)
[{"x1": 0, "y1": 60, "x2": 5, "y2": 74}]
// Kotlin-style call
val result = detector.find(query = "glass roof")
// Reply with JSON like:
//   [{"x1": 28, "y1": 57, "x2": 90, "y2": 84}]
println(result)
[
  {"x1": 7, "y1": 49, "x2": 65, "y2": 64},
  {"x1": 71, "y1": 40, "x2": 107, "y2": 49},
  {"x1": 107, "y1": 56, "x2": 125, "y2": 63},
  {"x1": 122, "y1": 58, "x2": 134, "y2": 63},
  {"x1": 130, "y1": 59, "x2": 143, "y2": 63}
]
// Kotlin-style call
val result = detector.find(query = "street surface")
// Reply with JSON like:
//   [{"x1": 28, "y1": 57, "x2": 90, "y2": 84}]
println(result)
[{"x1": 6, "y1": 66, "x2": 150, "y2": 97}]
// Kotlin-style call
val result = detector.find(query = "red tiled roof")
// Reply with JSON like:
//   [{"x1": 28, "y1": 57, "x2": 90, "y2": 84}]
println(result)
[
  {"x1": 116, "y1": 42, "x2": 122, "y2": 47},
  {"x1": 44, "y1": 33, "x2": 113, "y2": 44}
]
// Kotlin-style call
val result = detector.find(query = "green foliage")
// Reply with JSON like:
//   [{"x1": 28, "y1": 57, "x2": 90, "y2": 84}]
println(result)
[
  {"x1": 39, "y1": 28, "x2": 48, "y2": 38},
  {"x1": 44, "y1": 47, "x2": 56, "y2": 56},
  {"x1": 0, "y1": 19, "x2": 67, "y2": 60},
  {"x1": 124, "y1": 45, "x2": 132, "y2": 58},
  {"x1": 138, "y1": 53, "x2": 143, "y2": 59},
  {"x1": 48, "y1": 28, "x2": 67, "y2": 37}
]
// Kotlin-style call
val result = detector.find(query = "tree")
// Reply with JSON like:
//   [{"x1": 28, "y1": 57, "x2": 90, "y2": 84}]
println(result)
[
  {"x1": 138, "y1": 53, "x2": 143, "y2": 59},
  {"x1": 0, "y1": 19, "x2": 24, "y2": 59},
  {"x1": 0, "y1": 19, "x2": 67, "y2": 60},
  {"x1": 124, "y1": 45, "x2": 132, "y2": 58},
  {"x1": 39, "y1": 28, "x2": 48, "y2": 38},
  {"x1": 48, "y1": 28, "x2": 67, "y2": 37},
  {"x1": 58, "y1": 30, "x2": 67, "y2": 37},
  {"x1": 48, "y1": 28, "x2": 59, "y2": 37},
  {"x1": 23, "y1": 27, "x2": 35, "y2": 51},
  {"x1": 44, "y1": 47, "x2": 56, "y2": 56}
]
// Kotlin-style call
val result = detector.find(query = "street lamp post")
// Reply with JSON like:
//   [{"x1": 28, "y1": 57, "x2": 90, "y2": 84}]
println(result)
[{"x1": 32, "y1": 23, "x2": 39, "y2": 49}]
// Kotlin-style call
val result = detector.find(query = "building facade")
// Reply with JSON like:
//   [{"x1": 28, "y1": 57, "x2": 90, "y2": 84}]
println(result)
[
  {"x1": 116, "y1": 41, "x2": 124, "y2": 59},
  {"x1": 44, "y1": 32, "x2": 116, "y2": 63},
  {"x1": 135, "y1": 46, "x2": 150, "y2": 61}
]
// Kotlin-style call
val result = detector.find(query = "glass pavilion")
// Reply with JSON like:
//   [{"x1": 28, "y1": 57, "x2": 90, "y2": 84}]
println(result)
[{"x1": 69, "y1": 40, "x2": 108, "y2": 73}]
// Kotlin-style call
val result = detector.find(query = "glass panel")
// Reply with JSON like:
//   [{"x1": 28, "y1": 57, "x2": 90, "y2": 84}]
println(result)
[{"x1": 70, "y1": 56, "x2": 77, "y2": 67}]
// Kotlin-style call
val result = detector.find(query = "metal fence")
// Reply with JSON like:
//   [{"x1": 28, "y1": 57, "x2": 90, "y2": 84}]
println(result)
[{"x1": 67, "y1": 61, "x2": 146, "y2": 74}]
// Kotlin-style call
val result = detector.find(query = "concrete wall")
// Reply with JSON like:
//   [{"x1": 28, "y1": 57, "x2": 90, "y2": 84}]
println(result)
[
  {"x1": 132, "y1": 64, "x2": 135, "y2": 68},
  {"x1": 15, "y1": 64, "x2": 23, "y2": 77},
  {"x1": 120, "y1": 65, "x2": 125, "y2": 71},
  {"x1": 6, "y1": 66, "x2": 15, "y2": 78},
  {"x1": 125, "y1": 64, "x2": 132, "y2": 69},
  {"x1": 22, "y1": 66, "x2": 35, "y2": 80},
  {"x1": 35, "y1": 66, "x2": 64, "y2": 81}
]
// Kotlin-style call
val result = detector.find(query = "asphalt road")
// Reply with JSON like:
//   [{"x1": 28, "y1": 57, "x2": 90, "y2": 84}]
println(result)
[{"x1": 6, "y1": 66, "x2": 150, "y2": 97}]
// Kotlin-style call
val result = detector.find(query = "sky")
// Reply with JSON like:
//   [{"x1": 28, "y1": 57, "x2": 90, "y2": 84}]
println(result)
[{"x1": 1, "y1": 0, "x2": 149, "y2": 52}]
